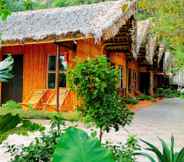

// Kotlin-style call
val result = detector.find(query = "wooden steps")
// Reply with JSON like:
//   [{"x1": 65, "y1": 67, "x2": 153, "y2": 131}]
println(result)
[{"x1": 22, "y1": 88, "x2": 68, "y2": 111}]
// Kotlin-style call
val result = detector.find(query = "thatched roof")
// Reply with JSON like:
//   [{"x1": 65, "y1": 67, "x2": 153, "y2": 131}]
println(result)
[
  {"x1": 136, "y1": 19, "x2": 151, "y2": 55},
  {"x1": 145, "y1": 36, "x2": 157, "y2": 65},
  {"x1": 158, "y1": 43, "x2": 165, "y2": 64},
  {"x1": 0, "y1": 0, "x2": 136, "y2": 46},
  {"x1": 163, "y1": 50, "x2": 173, "y2": 73}
]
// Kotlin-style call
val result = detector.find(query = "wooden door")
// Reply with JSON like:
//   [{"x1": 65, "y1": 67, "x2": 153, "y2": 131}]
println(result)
[{"x1": 2, "y1": 55, "x2": 23, "y2": 103}]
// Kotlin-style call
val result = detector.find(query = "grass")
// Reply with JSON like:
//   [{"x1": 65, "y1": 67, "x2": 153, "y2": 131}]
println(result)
[{"x1": 0, "y1": 108, "x2": 81, "y2": 121}]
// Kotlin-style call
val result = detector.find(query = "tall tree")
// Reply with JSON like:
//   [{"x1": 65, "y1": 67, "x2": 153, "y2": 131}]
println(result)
[
  {"x1": 137, "y1": 0, "x2": 184, "y2": 69},
  {"x1": 68, "y1": 56, "x2": 133, "y2": 141}
]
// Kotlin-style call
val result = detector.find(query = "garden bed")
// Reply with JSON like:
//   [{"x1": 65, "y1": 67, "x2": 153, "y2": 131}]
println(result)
[{"x1": 128, "y1": 97, "x2": 163, "y2": 110}]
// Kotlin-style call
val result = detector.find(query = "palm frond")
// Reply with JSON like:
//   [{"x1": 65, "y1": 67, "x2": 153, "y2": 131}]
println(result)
[{"x1": 0, "y1": 56, "x2": 14, "y2": 82}]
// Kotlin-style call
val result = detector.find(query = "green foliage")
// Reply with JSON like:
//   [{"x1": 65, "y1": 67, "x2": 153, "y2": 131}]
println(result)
[
  {"x1": 7, "y1": 117, "x2": 64, "y2": 162},
  {"x1": 137, "y1": 136, "x2": 184, "y2": 162},
  {"x1": 136, "y1": 94, "x2": 154, "y2": 101},
  {"x1": 51, "y1": 0, "x2": 108, "y2": 7},
  {"x1": 1, "y1": 0, "x2": 47, "y2": 12},
  {"x1": 156, "y1": 88, "x2": 180, "y2": 98},
  {"x1": 1, "y1": 0, "x2": 110, "y2": 12},
  {"x1": 109, "y1": 135, "x2": 140, "y2": 162},
  {"x1": 0, "y1": 113, "x2": 44, "y2": 143},
  {"x1": 53, "y1": 127, "x2": 115, "y2": 162},
  {"x1": 68, "y1": 56, "x2": 133, "y2": 134},
  {"x1": 0, "y1": 113, "x2": 21, "y2": 134},
  {"x1": 2, "y1": 100, "x2": 22, "y2": 109},
  {"x1": 0, "y1": 0, "x2": 11, "y2": 20},
  {"x1": 0, "y1": 56, "x2": 14, "y2": 82},
  {"x1": 123, "y1": 97, "x2": 139, "y2": 105},
  {"x1": 137, "y1": 0, "x2": 184, "y2": 68}
]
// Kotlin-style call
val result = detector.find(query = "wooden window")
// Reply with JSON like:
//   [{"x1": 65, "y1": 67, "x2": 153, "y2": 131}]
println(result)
[{"x1": 48, "y1": 55, "x2": 67, "y2": 89}]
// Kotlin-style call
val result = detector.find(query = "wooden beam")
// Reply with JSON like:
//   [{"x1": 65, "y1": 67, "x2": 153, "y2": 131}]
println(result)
[{"x1": 1, "y1": 35, "x2": 93, "y2": 47}]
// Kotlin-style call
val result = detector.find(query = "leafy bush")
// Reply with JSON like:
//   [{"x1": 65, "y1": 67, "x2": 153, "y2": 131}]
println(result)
[
  {"x1": 156, "y1": 88, "x2": 180, "y2": 98},
  {"x1": 124, "y1": 97, "x2": 139, "y2": 105},
  {"x1": 53, "y1": 127, "x2": 114, "y2": 162},
  {"x1": 2, "y1": 100, "x2": 22, "y2": 109},
  {"x1": 0, "y1": 114, "x2": 21, "y2": 134},
  {"x1": 7, "y1": 117, "x2": 64, "y2": 162},
  {"x1": 0, "y1": 113, "x2": 44, "y2": 143},
  {"x1": 109, "y1": 135, "x2": 140, "y2": 162},
  {"x1": 137, "y1": 136, "x2": 184, "y2": 162},
  {"x1": 136, "y1": 94, "x2": 154, "y2": 101},
  {"x1": 68, "y1": 56, "x2": 133, "y2": 140}
]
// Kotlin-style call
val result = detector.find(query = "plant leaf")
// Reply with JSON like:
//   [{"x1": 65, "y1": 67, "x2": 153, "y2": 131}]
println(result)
[
  {"x1": 52, "y1": 127, "x2": 115, "y2": 162},
  {"x1": 176, "y1": 148, "x2": 184, "y2": 162},
  {"x1": 134, "y1": 152, "x2": 156, "y2": 162},
  {"x1": 159, "y1": 138, "x2": 171, "y2": 162},
  {"x1": 141, "y1": 139, "x2": 163, "y2": 161}
]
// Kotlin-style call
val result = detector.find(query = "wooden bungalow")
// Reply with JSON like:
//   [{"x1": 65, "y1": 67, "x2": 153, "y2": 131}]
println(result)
[
  {"x1": 0, "y1": 0, "x2": 137, "y2": 111},
  {"x1": 136, "y1": 20, "x2": 169, "y2": 96}
]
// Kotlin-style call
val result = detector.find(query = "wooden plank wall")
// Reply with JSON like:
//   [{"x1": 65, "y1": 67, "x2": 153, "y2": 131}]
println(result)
[
  {"x1": 3, "y1": 44, "x2": 54, "y2": 100},
  {"x1": 109, "y1": 52, "x2": 127, "y2": 90},
  {"x1": 128, "y1": 60, "x2": 139, "y2": 95},
  {"x1": 1, "y1": 38, "x2": 138, "y2": 110},
  {"x1": 1, "y1": 39, "x2": 104, "y2": 110}
]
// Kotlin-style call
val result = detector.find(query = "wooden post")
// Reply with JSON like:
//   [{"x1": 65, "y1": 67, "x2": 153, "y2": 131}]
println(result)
[
  {"x1": 125, "y1": 58, "x2": 129, "y2": 96},
  {"x1": 55, "y1": 43, "x2": 60, "y2": 112},
  {"x1": 149, "y1": 71, "x2": 154, "y2": 96}
]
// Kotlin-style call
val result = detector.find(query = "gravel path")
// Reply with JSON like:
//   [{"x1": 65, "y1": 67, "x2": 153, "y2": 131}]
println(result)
[{"x1": 1, "y1": 98, "x2": 184, "y2": 162}]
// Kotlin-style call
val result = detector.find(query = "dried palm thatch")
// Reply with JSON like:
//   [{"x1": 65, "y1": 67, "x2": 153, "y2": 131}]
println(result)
[
  {"x1": 163, "y1": 50, "x2": 173, "y2": 73},
  {"x1": 157, "y1": 43, "x2": 165, "y2": 65},
  {"x1": 145, "y1": 36, "x2": 157, "y2": 65},
  {"x1": 0, "y1": 0, "x2": 136, "y2": 46},
  {"x1": 136, "y1": 19, "x2": 151, "y2": 55}
]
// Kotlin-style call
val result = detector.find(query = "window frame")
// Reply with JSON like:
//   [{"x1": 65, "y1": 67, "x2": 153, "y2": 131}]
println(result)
[{"x1": 47, "y1": 54, "x2": 68, "y2": 89}]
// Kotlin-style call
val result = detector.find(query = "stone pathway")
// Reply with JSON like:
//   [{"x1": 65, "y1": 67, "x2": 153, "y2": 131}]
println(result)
[
  {"x1": 1, "y1": 98, "x2": 184, "y2": 162},
  {"x1": 102, "y1": 98, "x2": 184, "y2": 161}
]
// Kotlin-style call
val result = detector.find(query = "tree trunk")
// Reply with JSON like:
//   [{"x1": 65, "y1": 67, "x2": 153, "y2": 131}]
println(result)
[{"x1": 99, "y1": 128, "x2": 103, "y2": 142}]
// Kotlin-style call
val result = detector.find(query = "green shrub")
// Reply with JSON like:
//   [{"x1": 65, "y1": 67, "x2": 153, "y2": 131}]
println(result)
[
  {"x1": 137, "y1": 136, "x2": 184, "y2": 162},
  {"x1": 109, "y1": 135, "x2": 140, "y2": 162},
  {"x1": 68, "y1": 56, "x2": 133, "y2": 140},
  {"x1": 136, "y1": 94, "x2": 154, "y2": 101},
  {"x1": 0, "y1": 113, "x2": 44, "y2": 143},
  {"x1": 2, "y1": 100, "x2": 22, "y2": 109},
  {"x1": 124, "y1": 97, "x2": 139, "y2": 105},
  {"x1": 156, "y1": 88, "x2": 180, "y2": 98},
  {"x1": 7, "y1": 117, "x2": 64, "y2": 162},
  {"x1": 0, "y1": 113, "x2": 21, "y2": 134}
]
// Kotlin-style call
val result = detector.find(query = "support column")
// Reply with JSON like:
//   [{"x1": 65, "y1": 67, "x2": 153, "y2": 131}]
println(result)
[
  {"x1": 126, "y1": 59, "x2": 129, "y2": 97},
  {"x1": 149, "y1": 71, "x2": 154, "y2": 96},
  {"x1": 55, "y1": 43, "x2": 60, "y2": 112}
]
